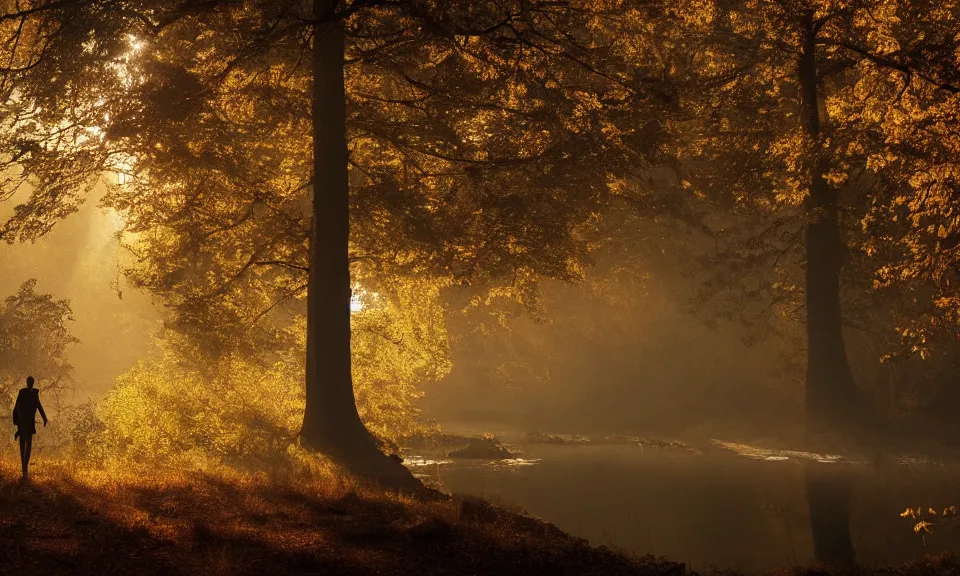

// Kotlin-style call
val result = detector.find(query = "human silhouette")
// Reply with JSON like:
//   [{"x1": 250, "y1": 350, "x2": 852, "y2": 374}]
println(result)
[{"x1": 12, "y1": 376, "x2": 47, "y2": 480}]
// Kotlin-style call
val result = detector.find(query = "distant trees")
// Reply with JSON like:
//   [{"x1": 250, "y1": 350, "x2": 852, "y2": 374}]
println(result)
[
  {"x1": 668, "y1": 4, "x2": 960, "y2": 564},
  {"x1": 0, "y1": 279, "x2": 76, "y2": 407},
  {"x1": 669, "y1": 0, "x2": 960, "y2": 433}
]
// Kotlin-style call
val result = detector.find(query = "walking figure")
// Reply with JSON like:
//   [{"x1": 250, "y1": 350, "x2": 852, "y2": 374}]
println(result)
[{"x1": 13, "y1": 376, "x2": 47, "y2": 480}]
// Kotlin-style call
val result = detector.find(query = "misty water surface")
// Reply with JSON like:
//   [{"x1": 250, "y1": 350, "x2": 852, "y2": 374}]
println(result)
[{"x1": 408, "y1": 437, "x2": 960, "y2": 571}]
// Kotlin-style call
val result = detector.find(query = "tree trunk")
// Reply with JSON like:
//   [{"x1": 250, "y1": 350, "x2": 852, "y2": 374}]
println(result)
[
  {"x1": 799, "y1": 12, "x2": 857, "y2": 566},
  {"x1": 799, "y1": 11, "x2": 859, "y2": 433},
  {"x1": 301, "y1": 0, "x2": 421, "y2": 491}
]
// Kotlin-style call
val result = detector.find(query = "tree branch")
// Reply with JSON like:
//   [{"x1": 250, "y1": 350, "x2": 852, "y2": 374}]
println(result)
[{"x1": 820, "y1": 38, "x2": 960, "y2": 94}]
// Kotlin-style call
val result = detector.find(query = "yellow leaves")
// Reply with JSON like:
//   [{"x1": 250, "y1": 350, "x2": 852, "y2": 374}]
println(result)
[
  {"x1": 865, "y1": 30, "x2": 901, "y2": 56},
  {"x1": 661, "y1": 0, "x2": 715, "y2": 28},
  {"x1": 350, "y1": 275, "x2": 451, "y2": 439},
  {"x1": 92, "y1": 275, "x2": 453, "y2": 465},
  {"x1": 908, "y1": 171, "x2": 931, "y2": 190},
  {"x1": 506, "y1": 80, "x2": 528, "y2": 109},
  {"x1": 866, "y1": 151, "x2": 898, "y2": 172},
  {"x1": 687, "y1": 0, "x2": 716, "y2": 27},
  {"x1": 844, "y1": 141, "x2": 865, "y2": 157},
  {"x1": 900, "y1": 505, "x2": 959, "y2": 542},
  {"x1": 566, "y1": 257, "x2": 586, "y2": 279},
  {"x1": 824, "y1": 169, "x2": 849, "y2": 187},
  {"x1": 933, "y1": 296, "x2": 960, "y2": 312}
]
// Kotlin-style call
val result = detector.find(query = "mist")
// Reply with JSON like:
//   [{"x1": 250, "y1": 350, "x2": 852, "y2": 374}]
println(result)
[
  {"x1": 428, "y1": 269, "x2": 792, "y2": 440},
  {"x1": 0, "y1": 180, "x2": 159, "y2": 399}
]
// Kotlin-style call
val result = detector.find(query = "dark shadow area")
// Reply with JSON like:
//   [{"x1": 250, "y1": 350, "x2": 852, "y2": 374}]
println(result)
[
  {"x1": 0, "y1": 469, "x2": 686, "y2": 575},
  {"x1": 0, "y1": 475, "x2": 181, "y2": 574},
  {"x1": 806, "y1": 464, "x2": 856, "y2": 566}
]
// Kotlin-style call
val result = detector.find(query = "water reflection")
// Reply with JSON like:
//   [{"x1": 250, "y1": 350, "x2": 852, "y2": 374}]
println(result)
[
  {"x1": 403, "y1": 456, "x2": 454, "y2": 467},
  {"x1": 711, "y1": 440, "x2": 851, "y2": 464},
  {"x1": 806, "y1": 464, "x2": 856, "y2": 565},
  {"x1": 492, "y1": 458, "x2": 541, "y2": 468},
  {"x1": 406, "y1": 438, "x2": 960, "y2": 570}
]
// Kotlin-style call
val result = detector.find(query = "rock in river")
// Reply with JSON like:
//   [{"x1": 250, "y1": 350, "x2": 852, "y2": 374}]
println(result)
[{"x1": 448, "y1": 437, "x2": 517, "y2": 460}]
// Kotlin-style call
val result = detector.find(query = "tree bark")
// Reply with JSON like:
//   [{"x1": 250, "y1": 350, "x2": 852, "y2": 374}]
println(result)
[
  {"x1": 799, "y1": 11, "x2": 859, "y2": 432},
  {"x1": 301, "y1": 0, "x2": 421, "y2": 491}
]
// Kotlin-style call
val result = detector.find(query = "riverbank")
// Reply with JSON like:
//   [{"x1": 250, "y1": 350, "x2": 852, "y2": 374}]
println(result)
[
  {"x1": 0, "y1": 461, "x2": 957, "y2": 575},
  {"x1": 0, "y1": 462, "x2": 683, "y2": 575}
]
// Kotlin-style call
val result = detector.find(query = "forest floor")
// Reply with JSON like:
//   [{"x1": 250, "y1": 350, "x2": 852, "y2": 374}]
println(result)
[
  {"x1": 0, "y1": 460, "x2": 684, "y2": 575},
  {"x1": 0, "y1": 460, "x2": 958, "y2": 576}
]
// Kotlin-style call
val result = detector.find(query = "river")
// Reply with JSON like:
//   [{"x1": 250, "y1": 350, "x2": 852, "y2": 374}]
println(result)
[{"x1": 405, "y1": 436, "x2": 960, "y2": 570}]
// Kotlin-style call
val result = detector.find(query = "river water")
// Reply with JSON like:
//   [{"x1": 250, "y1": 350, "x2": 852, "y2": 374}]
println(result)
[{"x1": 405, "y1": 438, "x2": 960, "y2": 570}]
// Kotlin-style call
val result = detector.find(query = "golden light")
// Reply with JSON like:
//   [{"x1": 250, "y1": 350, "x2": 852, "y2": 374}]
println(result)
[
  {"x1": 126, "y1": 35, "x2": 145, "y2": 54},
  {"x1": 350, "y1": 291, "x2": 364, "y2": 313},
  {"x1": 350, "y1": 286, "x2": 378, "y2": 313},
  {"x1": 112, "y1": 152, "x2": 137, "y2": 185}
]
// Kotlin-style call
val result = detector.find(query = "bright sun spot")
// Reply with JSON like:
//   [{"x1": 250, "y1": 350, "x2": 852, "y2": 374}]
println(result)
[
  {"x1": 104, "y1": 208, "x2": 125, "y2": 235},
  {"x1": 127, "y1": 34, "x2": 145, "y2": 54},
  {"x1": 350, "y1": 286, "x2": 377, "y2": 313},
  {"x1": 113, "y1": 153, "x2": 137, "y2": 185},
  {"x1": 350, "y1": 296, "x2": 364, "y2": 313}
]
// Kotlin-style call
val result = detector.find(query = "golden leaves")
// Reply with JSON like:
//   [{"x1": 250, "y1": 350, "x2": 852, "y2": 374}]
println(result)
[{"x1": 900, "y1": 505, "x2": 959, "y2": 545}]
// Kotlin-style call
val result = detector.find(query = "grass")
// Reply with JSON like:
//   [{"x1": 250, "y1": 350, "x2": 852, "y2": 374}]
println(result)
[
  {"x1": 3, "y1": 459, "x2": 960, "y2": 575},
  {"x1": 0, "y1": 459, "x2": 683, "y2": 575}
]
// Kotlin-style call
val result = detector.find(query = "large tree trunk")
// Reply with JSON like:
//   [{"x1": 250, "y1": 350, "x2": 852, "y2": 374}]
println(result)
[
  {"x1": 799, "y1": 11, "x2": 859, "y2": 433},
  {"x1": 799, "y1": 12, "x2": 857, "y2": 566},
  {"x1": 301, "y1": 0, "x2": 421, "y2": 491}
]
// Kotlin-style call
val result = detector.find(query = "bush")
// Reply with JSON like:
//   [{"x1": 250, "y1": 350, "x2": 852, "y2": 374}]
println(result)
[{"x1": 73, "y1": 277, "x2": 451, "y2": 470}]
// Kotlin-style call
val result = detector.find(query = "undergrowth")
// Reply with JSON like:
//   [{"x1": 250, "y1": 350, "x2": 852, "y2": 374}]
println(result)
[{"x1": 0, "y1": 456, "x2": 679, "y2": 575}]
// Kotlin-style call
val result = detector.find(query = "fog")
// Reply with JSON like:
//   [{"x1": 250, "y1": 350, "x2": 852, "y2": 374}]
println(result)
[
  {"x1": 0, "y1": 180, "x2": 159, "y2": 400},
  {"x1": 0, "y1": 184, "x2": 798, "y2": 442},
  {"x1": 427, "y1": 275, "x2": 794, "y2": 440}
]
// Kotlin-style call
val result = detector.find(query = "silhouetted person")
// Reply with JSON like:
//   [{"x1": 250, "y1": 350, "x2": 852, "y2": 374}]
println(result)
[{"x1": 13, "y1": 376, "x2": 47, "y2": 480}]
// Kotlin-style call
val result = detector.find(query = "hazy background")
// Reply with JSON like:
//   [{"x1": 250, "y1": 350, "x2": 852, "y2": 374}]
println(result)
[
  {"x1": 425, "y1": 276, "x2": 795, "y2": 441},
  {"x1": 0, "y1": 180, "x2": 159, "y2": 401},
  {"x1": 0, "y1": 180, "x2": 854, "y2": 444}
]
